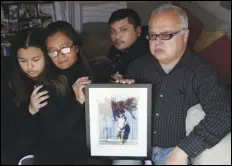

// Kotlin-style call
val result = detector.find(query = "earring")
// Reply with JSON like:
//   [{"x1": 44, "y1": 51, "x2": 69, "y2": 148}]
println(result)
[{"x1": 76, "y1": 47, "x2": 79, "y2": 52}]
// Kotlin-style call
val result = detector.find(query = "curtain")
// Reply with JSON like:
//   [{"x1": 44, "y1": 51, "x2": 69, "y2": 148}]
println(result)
[
  {"x1": 53, "y1": 1, "x2": 82, "y2": 33},
  {"x1": 53, "y1": 1, "x2": 128, "y2": 33}
]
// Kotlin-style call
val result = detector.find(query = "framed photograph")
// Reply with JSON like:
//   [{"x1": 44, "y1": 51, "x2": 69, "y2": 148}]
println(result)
[
  {"x1": 1, "y1": 45, "x2": 11, "y2": 56},
  {"x1": 9, "y1": 19, "x2": 18, "y2": 32},
  {"x1": 1, "y1": 5, "x2": 9, "y2": 19},
  {"x1": 85, "y1": 84, "x2": 152, "y2": 159},
  {"x1": 1, "y1": 33, "x2": 16, "y2": 44},
  {"x1": 9, "y1": 5, "x2": 18, "y2": 18},
  {"x1": 38, "y1": 3, "x2": 53, "y2": 17},
  {"x1": 1, "y1": 33, "x2": 8, "y2": 43},
  {"x1": 19, "y1": 4, "x2": 37, "y2": 19},
  {"x1": 1, "y1": 19, "x2": 9, "y2": 33}
]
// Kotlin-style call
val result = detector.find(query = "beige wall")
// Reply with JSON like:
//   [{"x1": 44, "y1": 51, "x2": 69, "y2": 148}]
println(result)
[
  {"x1": 75, "y1": 1, "x2": 170, "y2": 25},
  {"x1": 128, "y1": 1, "x2": 170, "y2": 25},
  {"x1": 173, "y1": 1, "x2": 231, "y2": 38},
  {"x1": 193, "y1": 1, "x2": 231, "y2": 23}
]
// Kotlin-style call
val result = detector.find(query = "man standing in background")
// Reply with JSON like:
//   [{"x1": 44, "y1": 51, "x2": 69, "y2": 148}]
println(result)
[{"x1": 108, "y1": 8, "x2": 150, "y2": 81}]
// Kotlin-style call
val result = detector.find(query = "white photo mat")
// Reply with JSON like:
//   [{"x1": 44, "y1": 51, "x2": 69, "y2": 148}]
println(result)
[{"x1": 86, "y1": 84, "x2": 152, "y2": 158}]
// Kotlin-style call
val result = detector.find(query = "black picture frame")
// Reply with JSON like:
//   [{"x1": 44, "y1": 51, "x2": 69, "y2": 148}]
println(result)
[{"x1": 85, "y1": 84, "x2": 152, "y2": 160}]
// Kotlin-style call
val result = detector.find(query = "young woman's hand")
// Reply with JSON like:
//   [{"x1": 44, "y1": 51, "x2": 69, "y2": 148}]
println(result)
[
  {"x1": 29, "y1": 85, "x2": 50, "y2": 115},
  {"x1": 72, "y1": 77, "x2": 91, "y2": 104}
]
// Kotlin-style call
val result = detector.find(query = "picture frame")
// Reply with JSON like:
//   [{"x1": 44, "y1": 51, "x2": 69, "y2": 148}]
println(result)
[
  {"x1": 9, "y1": 19, "x2": 18, "y2": 32},
  {"x1": 8, "y1": 5, "x2": 18, "y2": 18},
  {"x1": 1, "y1": 5, "x2": 9, "y2": 20},
  {"x1": 38, "y1": 3, "x2": 53, "y2": 17},
  {"x1": 1, "y1": 19, "x2": 9, "y2": 33},
  {"x1": 85, "y1": 84, "x2": 152, "y2": 159},
  {"x1": 19, "y1": 4, "x2": 37, "y2": 19}
]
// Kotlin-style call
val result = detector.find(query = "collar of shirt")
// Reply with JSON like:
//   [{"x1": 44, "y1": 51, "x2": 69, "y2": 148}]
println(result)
[
  {"x1": 148, "y1": 48, "x2": 194, "y2": 75},
  {"x1": 175, "y1": 48, "x2": 194, "y2": 69},
  {"x1": 116, "y1": 37, "x2": 148, "y2": 55}
]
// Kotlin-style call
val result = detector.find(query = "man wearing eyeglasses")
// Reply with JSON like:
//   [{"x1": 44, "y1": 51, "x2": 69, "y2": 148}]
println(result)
[
  {"x1": 116, "y1": 4, "x2": 230, "y2": 165},
  {"x1": 108, "y1": 8, "x2": 150, "y2": 81}
]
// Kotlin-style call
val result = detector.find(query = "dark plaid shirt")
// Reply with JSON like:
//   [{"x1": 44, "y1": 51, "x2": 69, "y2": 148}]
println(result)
[{"x1": 124, "y1": 48, "x2": 231, "y2": 158}]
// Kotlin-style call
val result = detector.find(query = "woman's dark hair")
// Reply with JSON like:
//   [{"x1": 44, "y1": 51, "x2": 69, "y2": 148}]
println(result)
[
  {"x1": 45, "y1": 21, "x2": 93, "y2": 79},
  {"x1": 45, "y1": 20, "x2": 83, "y2": 47},
  {"x1": 10, "y1": 27, "x2": 68, "y2": 107}
]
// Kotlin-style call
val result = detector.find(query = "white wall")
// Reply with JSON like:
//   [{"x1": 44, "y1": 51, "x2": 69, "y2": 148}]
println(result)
[
  {"x1": 173, "y1": 1, "x2": 231, "y2": 38},
  {"x1": 193, "y1": 1, "x2": 231, "y2": 23},
  {"x1": 127, "y1": 1, "x2": 171, "y2": 25},
  {"x1": 77, "y1": 1, "x2": 170, "y2": 25}
]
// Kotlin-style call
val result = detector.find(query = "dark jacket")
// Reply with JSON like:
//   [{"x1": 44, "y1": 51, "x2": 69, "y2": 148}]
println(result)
[
  {"x1": 1, "y1": 56, "x2": 18, "y2": 165},
  {"x1": 34, "y1": 58, "x2": 111, "y2": 165},
  {"x1": 1, "y1": 67, "x2": 40, "y2": 165},
  {"x1": 33, "y1": 59, "x2": 91, "y2": 165},
  {"x1": 108, "y1": 36, "x2": 150, "y2": 75}
]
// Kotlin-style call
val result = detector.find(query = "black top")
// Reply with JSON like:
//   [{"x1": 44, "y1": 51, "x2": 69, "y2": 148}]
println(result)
[
  {"x1": 34, "y1": 87, "x2": 88, "y2": 165},
  {"x1": 33, "y1": 59, "x2": 91, "y2": 165},
  {"x1": 124, "y1": 49, "x2": 231, "y2": 158},
  {"x1": 108, "y1": 37, "x2": 150, "y2": 75},
  {"x1": 60, "y1": 58, "x2": 91, "y2": 86},
  {"x1": 1, "y1": 72, "x2": 40, "y2": 164},
  {"x1": 1, "y1": 57, "x2": 21, "y2": 164}
]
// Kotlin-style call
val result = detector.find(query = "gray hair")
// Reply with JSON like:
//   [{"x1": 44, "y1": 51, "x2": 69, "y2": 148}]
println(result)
[{"x1": 149, "y1": 4, "x2": 188, "y2": 29}]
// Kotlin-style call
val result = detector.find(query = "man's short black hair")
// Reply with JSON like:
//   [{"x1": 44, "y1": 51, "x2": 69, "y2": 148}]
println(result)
[{"x1": 108, "y1": 8, "x2": 141, "y2": 29}]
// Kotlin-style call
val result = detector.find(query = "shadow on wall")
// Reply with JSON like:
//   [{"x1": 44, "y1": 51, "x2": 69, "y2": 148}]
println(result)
[
  {"x1": 81, "y1": 22, "x2": 112, "y2": 61},
  {"x1": 128, "y1": 1, "x2": 171, "y2": 25}
]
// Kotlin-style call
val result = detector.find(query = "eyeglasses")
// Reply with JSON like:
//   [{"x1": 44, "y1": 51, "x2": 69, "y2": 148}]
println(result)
[
  {"x1": 47, "y1": 43, "x2": 75, "y2": 58},
  {"x1": 146, "y1": 28, "x2": 185, "y2": 41}
]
